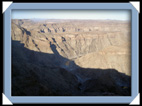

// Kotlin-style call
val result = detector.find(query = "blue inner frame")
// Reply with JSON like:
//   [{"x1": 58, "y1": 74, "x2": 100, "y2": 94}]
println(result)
[{"x1": 4, "y1": 3, "x2": 139, "y2": 104}]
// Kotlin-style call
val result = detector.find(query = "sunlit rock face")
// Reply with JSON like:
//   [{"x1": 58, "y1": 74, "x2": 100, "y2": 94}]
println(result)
[{"x1": 12, "y1": 19, "x2": 131, "y2": 96}]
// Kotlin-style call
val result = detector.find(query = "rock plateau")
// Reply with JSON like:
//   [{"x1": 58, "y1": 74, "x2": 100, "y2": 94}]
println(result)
[{"x1": 12, "y1": 19, "x2": 131, "y2": 96}]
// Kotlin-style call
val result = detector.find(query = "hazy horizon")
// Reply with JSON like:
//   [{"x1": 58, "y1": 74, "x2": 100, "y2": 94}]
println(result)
[
  {"x1": 12, "y1": 10, "x2": 131, "y2": 21},
  {"x1": 12, "y1": 18, "x2": 130, "y2": 21}
]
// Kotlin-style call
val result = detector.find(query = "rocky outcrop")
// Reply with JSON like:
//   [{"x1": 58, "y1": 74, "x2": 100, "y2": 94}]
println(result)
[
  {"x1": 12, "y1": 19, "x2": 131, "y2": 75},
  {"x1": 11, "y1": 19, "x2": 131, "y2": 96},
  {"x1": 71, "y1": 68, "x2": 131, "y2": 96},
  {"x1": 75, "y1": 45, "x2": 131, "y2": 76},
  {"x1": 12, "y1": 40, "x2": 80, "y2": 96}
]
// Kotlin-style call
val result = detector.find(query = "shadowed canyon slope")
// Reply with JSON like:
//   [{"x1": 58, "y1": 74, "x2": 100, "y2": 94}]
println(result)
[{"x1": 12, "y1": 19, "x2": 131, "y2": 96}]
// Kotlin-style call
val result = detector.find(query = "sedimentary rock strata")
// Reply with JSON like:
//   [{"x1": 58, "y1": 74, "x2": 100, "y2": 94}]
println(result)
[{"x1": 12, "y1": 19, "x2": 131, "y2": 96}]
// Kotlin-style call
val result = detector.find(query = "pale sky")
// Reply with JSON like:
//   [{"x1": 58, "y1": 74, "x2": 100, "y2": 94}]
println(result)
[{"x1": 12, "y1": 10, "x2": 131, "y2": 21}]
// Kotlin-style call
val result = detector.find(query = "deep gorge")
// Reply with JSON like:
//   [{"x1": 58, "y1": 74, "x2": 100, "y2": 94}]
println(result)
[{"x1": 12, "y1": 19, "x2": 131, "y2": 96}]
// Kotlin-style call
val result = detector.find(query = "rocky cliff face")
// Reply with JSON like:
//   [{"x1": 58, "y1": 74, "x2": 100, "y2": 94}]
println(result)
[{"x1": 12, "y1": 19, "x2": 131, "y2": 96}]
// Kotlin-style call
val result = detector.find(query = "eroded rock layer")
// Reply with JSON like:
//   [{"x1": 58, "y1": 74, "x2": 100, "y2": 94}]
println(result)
[{"x1": 12, "y1": 19, "x2": 131, "y2": 96}]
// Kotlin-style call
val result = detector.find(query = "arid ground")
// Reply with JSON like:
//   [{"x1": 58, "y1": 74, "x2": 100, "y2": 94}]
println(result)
[{"x1": 12, "y1": 19, "x2": 131, "y2": 96}]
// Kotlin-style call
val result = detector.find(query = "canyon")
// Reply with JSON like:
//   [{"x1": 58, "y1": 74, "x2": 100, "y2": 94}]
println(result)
[{"x1": 12, "y1": 19, "x2": 131, "y2": 96}]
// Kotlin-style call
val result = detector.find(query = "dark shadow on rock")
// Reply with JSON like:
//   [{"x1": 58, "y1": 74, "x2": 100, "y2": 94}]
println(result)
[
  {"x1": 50, "y1": 41, "x2": 60, "y2": 57},
  {"x1": 52, "y1": 38, "x2": 56, "y2": 43},
  {"x1": 12, "y1": 40, "x2": 131, "y2": 96},
  {"x1": 48, "y1": 28, "x2": 51, "y2": 33},
  {"x1": 61, "y1": 37, "x2": 66, "y2": 42},
  {"x1": 72, "y1": 68, "x2": 131, "y2": 96},
  {"x1": 20, "y1": 27, "x2": 31, "y2": 36},
  {"x1": 40, "y1": 29, "x2": 45, "y2": 33},
  {"x1": 18, "y1": 19, "x2": 24, "y2": 26}
]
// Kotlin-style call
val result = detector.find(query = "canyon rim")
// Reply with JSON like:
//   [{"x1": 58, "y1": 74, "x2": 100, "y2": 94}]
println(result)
[{"x1": 11, "y1": 18, "x2": 131, "y2": 96}]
